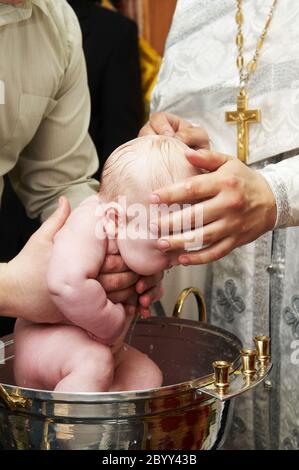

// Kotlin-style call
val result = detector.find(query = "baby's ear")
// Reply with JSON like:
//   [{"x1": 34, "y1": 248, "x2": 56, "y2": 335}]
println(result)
[{"x1": 104, "y1": 203, "x2": 126, "y2": 239}]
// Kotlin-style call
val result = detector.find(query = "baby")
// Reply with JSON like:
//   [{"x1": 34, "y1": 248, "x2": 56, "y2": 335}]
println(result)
[{"x1": 14, "y1": 135, "x2": 199, "y2": 393}]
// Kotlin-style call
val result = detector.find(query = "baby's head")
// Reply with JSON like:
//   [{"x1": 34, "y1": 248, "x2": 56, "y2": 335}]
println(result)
[
  {"x1": 100, "y1": 135, "x2": 199, "y2": 204},
  {"x1": 99, "y1": 135, "x2": 200, "y2": 275}
]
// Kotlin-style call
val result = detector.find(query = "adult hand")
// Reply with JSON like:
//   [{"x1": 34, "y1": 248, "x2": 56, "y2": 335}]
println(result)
[
  {"x1": 99, "y1": 255, "x2": 164, "y2": 317},
  {"x1": 139, "y1": 112, "x2": 210, "y2": 150},
  {"x1": 1, "y1": 197, "x2": 71, "y2": 323},
  {"x1": 136, "y1": 273, "x2": 164, "y2": 318},
  {"x1": 152, "y1": 149, "x2": 277, "y2": 265}
]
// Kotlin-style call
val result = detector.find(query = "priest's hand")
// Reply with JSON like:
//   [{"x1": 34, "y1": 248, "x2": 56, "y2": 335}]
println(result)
[
  {"x1": 139, "y1": 112, "x2": 210, "y2": 150},
  {"x1": 151, "y1": 149, "x2": 277, "y2": 265}
]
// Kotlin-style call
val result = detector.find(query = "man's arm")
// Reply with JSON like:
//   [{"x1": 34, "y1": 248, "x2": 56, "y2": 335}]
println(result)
[
  {"x1": 0, "y1": 198, "x2": 71, "y2": 323},
  {"x1": 9, "y1": 5, "x2": 98, "y2": 221}
]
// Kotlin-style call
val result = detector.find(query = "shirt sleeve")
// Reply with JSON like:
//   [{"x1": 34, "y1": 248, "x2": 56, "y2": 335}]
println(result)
[
  {"x1": 259, "y1": 155, "x2": 299, "y2": 228},
  {"x1": 9, "y1": 4, "x2": 99, "y2": 221}
]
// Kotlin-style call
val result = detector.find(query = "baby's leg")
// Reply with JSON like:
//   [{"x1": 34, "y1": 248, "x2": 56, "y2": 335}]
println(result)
[
  {"x1": 14, "y1": 320, "x2": 114, "y2": 393},
  {"x1": 54, "y1": 337, "x2": 114, "y2": 393},
  {"x1": 110, "y1": 345, "x2": 163, "y2": 392}
]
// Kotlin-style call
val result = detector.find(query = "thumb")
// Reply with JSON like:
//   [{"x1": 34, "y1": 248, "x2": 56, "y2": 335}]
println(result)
[
  {"x1": 186, "y1": 149, "x2": 232, "y2": 172},
  {"x1": 149, "y1": 112, "x2": 177, "y2": 136},
  {"x1": 38, "y1": 196, "x2": 71, "y2": 240},
  {"x1": 176, "y1": 128, "x2": 210, "y2": 150}
]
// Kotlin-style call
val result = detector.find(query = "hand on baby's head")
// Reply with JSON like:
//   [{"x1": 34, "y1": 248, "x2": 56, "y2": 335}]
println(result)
[{"x1": 99, "y1": 135, "x2": 200, "y2": 275}]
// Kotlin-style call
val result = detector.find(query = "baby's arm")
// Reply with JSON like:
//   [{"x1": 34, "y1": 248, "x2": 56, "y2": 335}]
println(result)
[{"x1": 47, "y1": 196, "x2": 125, "y2": 345}]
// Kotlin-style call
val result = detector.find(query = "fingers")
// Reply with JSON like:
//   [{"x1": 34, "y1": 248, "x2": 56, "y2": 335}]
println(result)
[
  {"x1": 124, "y1": 304, "x2": 137, "y2": 316},
  {"x1": 139, "y1": 122, "x2": 157, "y2": 137},
  {"x1": 158, "y1": 203, "x2": 203, "y2": 237},
  {"x1": 149, "y1": 112, "x2": 187, "y2": 135},
  {"x1": 157, "y1": 219, "x2": 233, "y2": 253},
  {"x1": 107, "y1": 278, "x2": 164, "y2": 314},
  {"x1": 158, "y1": 194, "x2": 227, "y2": 237},
  {"x1": 139, "y1": 112, "x2": 175, "y2": 137},
  {"x1": 139, "y1": 112, "x2": 192, "y2": 137},
  {"x1": 107, "y1": 286, "x2": 138, "y2": 306},
  {"x1": 136, "y1": 271, "x2": 164, "y2": 294},
  {"x1": 186, "y1": 149, "x2": 232, "y2": 172},
  {"x1": 176, "y1": 128, "x2": 210, "y2": 150},
  {"x1": 178, "y1": 237, "x2": 236, "y2": 265},
  {"x1": 152, "y1": 283, "x2": 164, "y2": 302},
  {"x1": 101, "y1": 254, "x2": 129, "y2": 274},
  {"x1": 139, "y1": 114, "x2": 211, "y2": 155},
  {"x1": 158, "y1": 227, "x2": 204, "y2": 252},
  {"x1": 99, "y1": 271, "x2": 140, "y2": 293},
  {"x1": 139, "y1": 308, "x2": 152, "y2": 318},
  {"x1": 139, "y1": 282, "x2": 164, "y2": 308},
  {"x1": 38, "y1": 196, "x2": 71, "y2": 240},
  {"x1": 150, "y1": 172, "x2": 221, "y2": 205}
]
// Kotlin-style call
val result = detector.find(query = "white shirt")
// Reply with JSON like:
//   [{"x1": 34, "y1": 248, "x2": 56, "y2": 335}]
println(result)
[
  {"x1": 0, "y1": 0, "x2": 98, "y2": 221},
  {"x1": 152, "y1": 0, "x2": 299, "y2": 228}
]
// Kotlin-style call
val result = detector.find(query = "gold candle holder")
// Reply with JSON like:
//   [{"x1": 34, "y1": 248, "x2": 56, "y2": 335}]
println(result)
[
  {"x1": 241, "y1": 348, "x2": 257, "y2": 377},
  {"x1": 254, "y1": 335, "x2": 270, "y2": 370},
  {"x1": 212, "y1": 360, "x2": 231, "y2": 394}
]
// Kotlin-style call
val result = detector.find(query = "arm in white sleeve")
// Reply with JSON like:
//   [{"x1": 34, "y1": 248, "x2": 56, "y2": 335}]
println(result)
[{"x1": 259, "y1": 155, "x2": 299, "y2": 228}]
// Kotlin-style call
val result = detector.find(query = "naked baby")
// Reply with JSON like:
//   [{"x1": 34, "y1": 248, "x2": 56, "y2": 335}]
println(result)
[{"x1": 14, "y1": 135, "x2": 200, "y2": 393}]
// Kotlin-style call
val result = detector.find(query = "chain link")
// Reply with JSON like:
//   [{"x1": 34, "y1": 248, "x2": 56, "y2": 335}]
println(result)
[{"x1": 236, "y1": 0, "x2": 278, "y2": 91}]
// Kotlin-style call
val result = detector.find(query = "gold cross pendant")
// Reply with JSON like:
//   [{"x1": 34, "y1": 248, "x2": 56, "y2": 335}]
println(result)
[{"x1": 225, "y1": 90, "x2": 261, "y2": 164}]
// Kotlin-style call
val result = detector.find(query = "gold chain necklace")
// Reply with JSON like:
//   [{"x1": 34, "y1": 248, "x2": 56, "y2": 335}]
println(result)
[{"x1": 225, "y1": 0, "x2": 278, "y2": 163}]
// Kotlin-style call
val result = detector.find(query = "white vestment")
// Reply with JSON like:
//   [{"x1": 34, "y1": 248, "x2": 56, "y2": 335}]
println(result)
[{"x1": 152, "y1": 0, "x2": 299, "y2": 449}]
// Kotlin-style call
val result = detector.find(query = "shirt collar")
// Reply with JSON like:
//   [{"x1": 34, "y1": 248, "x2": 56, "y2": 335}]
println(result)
[{"x1": 0, "y1": 0, "x2": 48, "y2": 27}]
